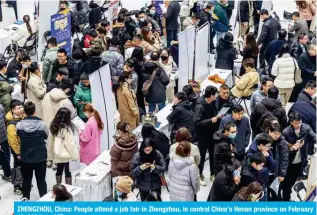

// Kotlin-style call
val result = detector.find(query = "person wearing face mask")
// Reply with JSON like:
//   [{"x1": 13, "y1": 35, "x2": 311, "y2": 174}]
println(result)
[
  {"x1": 73, "y1": 73, "x2": 92, "y2": 123},
  {"x1": 182, "y1": 13, "x2": 200, "y2": 30},
  {"x1": 282, "y1": 112, "x2": 316, "y2": 201},
  {"x1": 298, "y1": 44, "x2": 317, "y2": 87},
  {"x1": 246, "y1": 133, "x2": 276, "y2": 201},
  {"x1": 138, "y1": 10, "x2": 162, "y2": 35},
  {"x1": 213, "y1": 122, "x2": 237, "y2": 176},
  {"x1": 131, "y1": 138, "x2": 166, "y2": 201},
  {"x1": 26, "y1": 62, "x2": 46, "y2": 119},
  {"x1": 208, "y1": 158, "x2": 241, "y2": 201},
  {"x1": 232, "y1": 181, "x2": 264, "y2": 201},
  {"x1": 18, "y1": 54, "x2": 32, "y2": 102},
  {"x1": 147, "y1": 5, "x2": 163, "y2": 33},
  {"x1": 194, "y1": 85, "x2": 220, "y2": 186},
  {"x1": 220, "y1": 105, "x2": 251, "y2": 161},
  {"x1": 59, "y1": 1, "x2": 78, "y2": 36},
  {"x1": 114, "y1": 176, "x2": 136, "y2": 201}
]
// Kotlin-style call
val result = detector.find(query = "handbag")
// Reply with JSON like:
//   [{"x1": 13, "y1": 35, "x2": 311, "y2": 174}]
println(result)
[
  {"x1": 159, "y1": 174, "x2": 167, "y2": 186},
  {"x1": 292, "y1": 58, "x2": 302, "y2": 84},
  {"x1": 142, "y1": 68, "x2": 158, "y2": 96},
  {"x1": 53, "y1": 136, "x2": 71, "y2": 159}
]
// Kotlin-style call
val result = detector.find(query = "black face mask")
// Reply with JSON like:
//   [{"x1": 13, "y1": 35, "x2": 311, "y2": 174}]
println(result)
[
  {"x1": 161, "y1": 56, "x2": 168, "y2": 61},
  {"x1": 59, "y1": 7, "x2": 66, "y2": 11}
]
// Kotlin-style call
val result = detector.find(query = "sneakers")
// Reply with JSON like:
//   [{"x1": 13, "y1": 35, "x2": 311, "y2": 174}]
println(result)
[
  {"x1": 200, "y1": 174, "x2": 207, "y2": 186},
  {"x1": 14, "y1": 187, "x2": 23, "y2": 195},
  {"x1": 21, "y1": 197, "x2": 29, "y2": 202},
  {"x1": 2, "y1": 175, "x2": 12, "y2": 182},
  {"x1": 210, "y1": 175, "x2": 215, "y2": 182}
]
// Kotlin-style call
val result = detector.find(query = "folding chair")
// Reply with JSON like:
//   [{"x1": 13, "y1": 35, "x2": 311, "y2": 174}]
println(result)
[
  {"x1": 293, "y1": 181, "x2": 307, "y2": 202},
  {"x1": 19, "y1": 32, "x2": 38, "y2": 56}
]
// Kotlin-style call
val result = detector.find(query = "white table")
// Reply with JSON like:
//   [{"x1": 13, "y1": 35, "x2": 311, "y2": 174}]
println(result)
[
  {"x1": 74, "y1": 150, "x2": 112, "y2": 201},
  {"x1": 0, "y1": 24, "x2": 21, "y2": 54},
  {"x1": 38, "y1": 184, "x2": 84, "y2": 201},
  {"x1": 200, "y1": 68, "x2": 233, "y2": 95},
  {"x1": 133, "y1": 103, "x2": 173, "y2": 143}
]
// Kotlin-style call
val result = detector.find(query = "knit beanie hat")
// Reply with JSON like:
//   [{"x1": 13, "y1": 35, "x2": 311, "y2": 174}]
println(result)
[
  {"x1": 115, "y1": 176, "x2": 133, "y2": 194},
  {"x1": 80, "y1": 72, "x2": 89, "y2": 81}
]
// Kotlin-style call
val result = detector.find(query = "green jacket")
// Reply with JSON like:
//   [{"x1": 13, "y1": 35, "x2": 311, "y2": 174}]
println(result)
[
  {"x1": 73, "y1": 83, "x2": 92, "y2": 119},
  {"x1": 0, "y1": 73, "x2": 13, "y2": 113},
  {"x1": 213, "y1": 1, "x2": 229, "y2": 26},
  {"x1": 42, "y1": 47, "x2": 58, "y2": 83}
]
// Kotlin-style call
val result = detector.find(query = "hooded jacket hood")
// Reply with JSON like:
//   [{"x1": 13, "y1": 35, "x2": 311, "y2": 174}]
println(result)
[
  {"x1": 115, "y1": 134, "x2": 137, "y2": 151},
  {"x1": 261, "y1": 98, "x2": 283, "y2": 112},
  {"x1": 49, "y1": 88, "x2": 68, "y2": 102},
  {"x1": 170, "y1": 154, "x2": 195, "y2": 170},
  {"x1": 16, "y1": 117, "x2": 46, "y2": 133},
  {"x1": 174, "y1": 100, "x2": 192, "y2": 111},
  {"x1": 217, "y1": 38, "x2": 233, "y2": 51}
]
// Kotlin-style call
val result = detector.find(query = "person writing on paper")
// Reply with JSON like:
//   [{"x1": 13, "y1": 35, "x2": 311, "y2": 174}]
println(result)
[
  {"x1": 167, "y1": 141, "x2": 199, "y2": 201},
  {"x1": 52, "y1": 184, "x2": 73, "y2": 202},
  {"x1": 231, "y1": 58, "x2": 259, "y2": 98},
  {"x1": 110, "y1": 122, "x2": 138, "y2": 178},
  {"x1": 79, "y1": 104, "x2": 103, "y2": 165},
  {"x1": 49, "y1": 107, "x2": 79, "y2": 185},
  {"x1": 114, "y1": 176, "x2": 137, "y2": 202},
  {"x1": 131, "y1": 138, "x2": 166, "y2": 201},
  {"x1": 11, "y1": 15, "x2": 37, "y2": 48},
  {"x1": 208, "y1": 158, "x2": 241, "y2": 201},
  {"x1": 232, "y1": 182, "x2": 264, "y2": 201},
  {"x1": 73, "y1": 73, "x2": 92, "y2": 123}
]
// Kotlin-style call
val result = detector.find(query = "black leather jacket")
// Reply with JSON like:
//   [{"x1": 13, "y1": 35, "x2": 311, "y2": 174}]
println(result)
[{"x1": 257, "y1": 16, "x2": 281, "y2": 46}]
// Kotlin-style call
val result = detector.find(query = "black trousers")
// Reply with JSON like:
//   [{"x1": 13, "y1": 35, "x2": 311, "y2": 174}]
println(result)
[
  {"x1": 0, "y1": 140, "x2": 11, "y2": 177},
  {"x1": 21, "y1": 161, "x2": 47, "y2": 200},
  {"x1": 11, "y1": 148, "x2": 22, "y2": 168},
  {"x1": 166, "y1": 30, "x2": 178, "y2": 48},
  {"x1": 56, "y1": 162, "x2": 71, "y2": 178},
  {"x1": 281, "y1": 163, "x2": 301, "y2": 201},
  {"x1": 198, "y1": 138, "x2": 215, "y2": 176},
  {"x1": 140, "y1": 187, "x2": 161, "y2": 201},
  {"x1": 259, "y1": 45, "x2": 268, "y2": 69}
]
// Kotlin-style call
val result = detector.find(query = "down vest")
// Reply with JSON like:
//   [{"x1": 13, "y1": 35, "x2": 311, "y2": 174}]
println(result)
[
  {"x1": 167, "y1": 154, "x2": 199, "y2": 201},
  {"x1": 271, "y1": 54, "x2": 298, "y2": 89}
]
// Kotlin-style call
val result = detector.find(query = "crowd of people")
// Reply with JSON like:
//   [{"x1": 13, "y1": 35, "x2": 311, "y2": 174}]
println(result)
[{"x1": 0, "y1": 0, "x2": 316, "y2": 203}]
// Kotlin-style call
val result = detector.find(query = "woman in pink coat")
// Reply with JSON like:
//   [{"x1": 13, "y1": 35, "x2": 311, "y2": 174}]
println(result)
[{"x1": 79, "y1": 103, "x2": 103, "y2": 165}]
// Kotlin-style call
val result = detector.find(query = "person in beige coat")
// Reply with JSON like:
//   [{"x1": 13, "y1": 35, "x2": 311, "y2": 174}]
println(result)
[
  {"x1": 271, "y1": 44, "x2": 298, "y2": 106},
  {"x1": 48, "y1": 107, "x2": 79, "y2": 185},
  {"x1": 231, "y1": 58, "x2": 260, "y2": 98},
  {"x1": 296, "y1": 0, "x2": 316, "y2": 29},
  {"x1": 116, "y1": 73, "x2": 139, "y2": 130},
  {"x1": 26, "y1": 62, "x2": 46, "y2": 118}
]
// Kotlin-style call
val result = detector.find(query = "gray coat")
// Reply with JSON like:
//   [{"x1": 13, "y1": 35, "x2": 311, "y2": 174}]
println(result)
[
  {"x1": 42, "y1": 47, "x2": 58, "y2": 83},
  {"x1": 167, "y1": 154, "x2": 199, "y2": 201},
  {"x1": 288, "y1": 19, "x2": 309, "y2": 41},
  {"x1": 131, "y1": 150, "x2": 166, "y2": 192},
  {"x1": 250, "y1": 89, "x2": 282, "y2": 112},
  {"x1": 0, "y1": 104, "x2": 7, "y2": 143}
]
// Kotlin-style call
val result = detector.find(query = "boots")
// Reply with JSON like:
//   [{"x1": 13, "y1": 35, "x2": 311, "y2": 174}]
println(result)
[
  {"x1": 56, "y1": 176, "x2": 62, "y2": 184},
  {"x1": 65, "y1": 177, "x2": 72, "y2": 185}
]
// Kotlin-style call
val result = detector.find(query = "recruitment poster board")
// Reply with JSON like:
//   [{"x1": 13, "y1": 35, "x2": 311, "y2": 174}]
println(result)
[
  {"x1": 89, "y1": 64, "x2": 115, "y2": 151},
  {"x1": 50, "y1": 12, "x2": 72, "y2": 54}
]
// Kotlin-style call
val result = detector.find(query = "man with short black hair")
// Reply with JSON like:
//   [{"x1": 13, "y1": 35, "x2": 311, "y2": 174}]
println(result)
[
  {"x1": 46, "y1": 67, "x2": 69, "y2": 93},
  {"x1": 297, "y1": 80, "x2": 316, "y2": 102},
  {"x1": 289, "y1": 12, "x2": 309, "y2": 41},
  {"x1": 220, "y1": 104, "x2": 251, "y2": 161},
  {"x1": 17, "y1": 101, "x2": 49, "y2": 201},
  {"x1": 183, "y1": 84, "x2": 198, "y2": 111},
  {"x1": 6, "y1": 49, "x2": 25, "y2": 79},
  {"x1": 42, "y1": 38, "x2": 58, "y2": 83},
  {"x1": 215, "y1": 84, "x2": 235, "y2": 113},
  {"x1": 291, "y1": 33, "x2": 309, "y2": 61},
  {"x1": 298, "y1": 44, "x2": 317, "y2": 86},
  {"x1": 194, "y1": 85, "x2": 219, "y2": 185},
  {"x1": 124, "y1": 34, "x2": 143, "y2": 60}
]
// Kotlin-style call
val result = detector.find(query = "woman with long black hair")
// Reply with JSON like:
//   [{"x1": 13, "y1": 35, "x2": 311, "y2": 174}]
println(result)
[
  {"x1": 12, "y1": 15, "x2": 37, "y2": 47},
  {"x1": 131, "y1": 138, "x2": 166, "y2": 201},
  {"x1": 52, "y1": 184, "x2": 73, "y2": 201},
  {"x1": 49, "y1": 107, "x2": 79, "y2": 185}
]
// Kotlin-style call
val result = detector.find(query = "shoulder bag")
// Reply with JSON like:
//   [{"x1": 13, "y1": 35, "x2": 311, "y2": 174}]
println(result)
[
  {"x1": 292, "y1": 58, "x2": 302, "y2": 84},
  {"x1": 53, "y1": 135, "x2": 71, "y2": 159},
  {"x1": 142, "y1": 68, "x2": 158, "y2": 96}
]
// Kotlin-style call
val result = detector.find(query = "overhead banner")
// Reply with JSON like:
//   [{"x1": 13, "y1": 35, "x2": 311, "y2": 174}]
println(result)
[
  {"x1": 50, "y1": 12, "x2": 72, "y2": 54},
  {"x1": 194, "y1": 23, "x2": 210, "y2": 82},
  {"x1": 89, "y1": 64, "x2": 115, "y2": 151},
  {"x1": 178, "y1": 26, "x2": 196, "y2": 92}
]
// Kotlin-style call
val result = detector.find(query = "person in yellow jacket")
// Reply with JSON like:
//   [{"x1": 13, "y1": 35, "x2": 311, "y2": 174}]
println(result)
[{"x1": 6, "y1": 99, "x2": 24, "y2": 195}]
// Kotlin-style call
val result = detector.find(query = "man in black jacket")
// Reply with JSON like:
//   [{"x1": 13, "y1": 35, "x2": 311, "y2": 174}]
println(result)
[
  {"x1": 167, "y1": 92, "x2": 194, "y2": 142},
  {"x1": 0, "y1": 104, "x2": 11, "y2": 182},
  {"x1": 291, "y1": 33, "x2": 309, "y2": 62},
  {"x1": 282, "y1": 112, "x2": 316, "y2": 201},
  {"x1": 17, "y1": 102, "x2": 49, "y2": 201},
  {"x1": 198, "y1": 3, "x2": 215, "y2": 52},
  {"x1": 6, "y1": 49, "x2": 25, "y2": 79},
  {"x1": 194, "y1": 85, "x2": 220, "y2": 186},
  {"x1": 215, "y1": 84, "x2": 235, "y2": 113},
  {"x1": 240, "y1": 152, "x2": 266, "y2": 187},
  {"x1": 257, "y1": 9, "x2": 281, "y2": 68},
  {"x1": 297, "y1": 80, "x2": 316, "y2": 103},
  {"x1": 298, "y1": 45, "x2": 317, "y2": 87},
  {"x1": 165, "y1": 0, "x2": 181, "y2": 48}
]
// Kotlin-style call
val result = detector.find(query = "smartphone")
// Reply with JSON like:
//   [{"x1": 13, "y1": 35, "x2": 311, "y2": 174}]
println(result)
[
  {"x1": 296, "y1": 138, "x2": 304, "y2": 144},
  {"x1": 233, "y1": 170, "x2": 240, "y2": 178}
]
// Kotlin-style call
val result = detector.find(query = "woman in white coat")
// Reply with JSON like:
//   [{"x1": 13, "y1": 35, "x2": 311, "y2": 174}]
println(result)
[
  {"x1": 271, "y1": 44, "x2": 298, "y2": 106},
  {"x1": 160, "y1": 48, "x2": 179, "y2": 103},
  {"x1": 167, "y1": 141, "x2": 200, "y2": 201},
  {"x1": 48, "y1": 107, "x2": 79, "y2": 185},
  {"x1": 26, "y1": 62, "x2": 46, "y2": 118},
  {"x1": 12, "y1": 15, "x2": 37, "y2": 47}
]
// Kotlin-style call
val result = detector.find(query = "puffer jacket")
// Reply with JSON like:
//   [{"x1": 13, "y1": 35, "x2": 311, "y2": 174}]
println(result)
[
  {"x1": 6, "y1": 111, "x2": 24, "y2": 155},
  {"x1": 0, "y1": 104, "x2": 7, "y2": 143},
  {"x1": 42, "y1": 88, "x2": 76, "y2": 129},
  {"x1": 42, "y1": 47, "x2": 58, "y2": 83},
  {"x1": 271, "y1": 54, "x2": 298, "y2": 89},
  {"x1": 140, "y1": 62, "x2": 169, "y2": 104},
  {"x1": 215, "y1": 38, "x2": 237, "y2": 70},
  {"x1": 50, "y1": 57, "x2": 77, "y2": 85},
  {"x1": 213, "y1": 130, "x2": 233, "y2": 175},
  {"x1": 271, "y1": 136, "x2": 289, "y2": 178},
  {"x1": 291, "y1": 41, "x2": 307, "y2": 62},
  {"x1": 297, "y1": 0, "x2": 316, "y2": 21},
  {"x1": 7, "y1": 58, "x2": 22, "y2": 79},
  {"x1": 180, "y1": 0, "x2": 195, "y2": 17},
  {"x1": 27, "y1": 73, "x2": 47, "y2": 119},
  {"x1": 167, "y1": 154, "x2": 199, "y2": 201},
  {"x1": 213, "y1": 1, "x2": 229, "y2": 26},
  {"x1": 257, "y1": 16, "x2": 281, "y2": 46},
  {"x1": 131, "y1": 150, "x2": 166, "y2": 192},
  {"x1": 101, "y1": 47, "x2": 124, "y2": 77},
  {"x1": 231, "y1": 69, "x2": 259, "y2": 98},
  {"x1": 110, "y1": 133, "x2": 138, "y2": 177},
  {"x1": 73, "y1": 83, "x2": 92, "y2": 120},
  {"x1": 159, "y1": 56, "x2": 179, "y2": 89},
  {"x1": 169, "y1": 142, "x2": 201, "y2": 165},
  {"x1": 0, "y1": 73, "x2": 13, "y2": 113},
  {"x1": 48, "y1": 128, "x2": 79, "y2": 163}
]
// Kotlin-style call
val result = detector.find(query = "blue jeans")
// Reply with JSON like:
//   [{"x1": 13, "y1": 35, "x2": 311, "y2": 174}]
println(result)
[
  {"x1": 148, "y1": 102, "x2": 165, "y2": 114},
  {"x1": 166, "y1": 30, "x2": 178, "y2": 48}
]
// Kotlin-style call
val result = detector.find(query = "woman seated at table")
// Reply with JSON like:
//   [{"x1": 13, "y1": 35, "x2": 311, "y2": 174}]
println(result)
[
  {"x1": 110, "y1": 122, "x2": 138, "y2": 178},
  {"x1": 52, "y1": 184, "x2": 73, "y2": 202},
  {"x1": 231, "y1": 58, "x2": 259, "y2": 98},
  {"x1": 12, "y1": 15, "x2": 37, "y2": 48}
]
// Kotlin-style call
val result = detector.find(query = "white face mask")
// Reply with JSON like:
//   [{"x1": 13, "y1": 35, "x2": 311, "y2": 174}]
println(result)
[
  {"x1": 22, "y1": 64, "x2": 28, "y2": 69},
  {"x1": 139, "y1": 18, "x2": 145, "y2": 22}
]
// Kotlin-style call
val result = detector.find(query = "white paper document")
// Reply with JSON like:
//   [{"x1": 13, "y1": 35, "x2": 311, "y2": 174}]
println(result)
[
  {"x1": 72, "y1": 116, "x2": 86, "y2": 131},
  {"x1": 270, "y1": 177, "x2": 280, "y2": 195}
]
